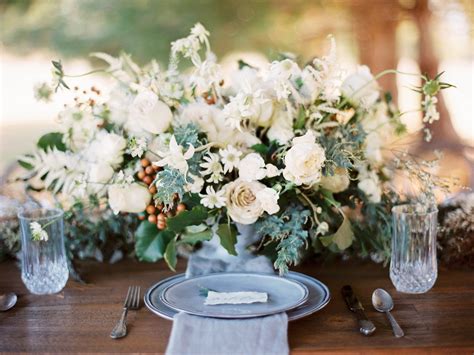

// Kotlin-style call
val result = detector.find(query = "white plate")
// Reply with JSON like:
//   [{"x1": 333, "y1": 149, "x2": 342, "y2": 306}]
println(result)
[
  {"x1": 159, "y1": 273, "x2": 309, "y2": 319},
  {"x1": 144, "y1": 272, "x2": 330, "y2": 321}
]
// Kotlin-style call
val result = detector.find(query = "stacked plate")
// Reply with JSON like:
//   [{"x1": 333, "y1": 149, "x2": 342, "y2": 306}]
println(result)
[{"x1": 144, "y1": 271, "x2": 330, "y2": 321}]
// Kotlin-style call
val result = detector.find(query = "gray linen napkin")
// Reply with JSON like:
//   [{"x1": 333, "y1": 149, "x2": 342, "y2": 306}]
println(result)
[{"x1": 165, "y1": 225, "x2": 290, "y2": 355}]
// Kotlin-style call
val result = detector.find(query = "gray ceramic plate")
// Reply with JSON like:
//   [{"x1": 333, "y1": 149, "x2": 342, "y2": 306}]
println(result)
[
  {"x1": 145, "y1": 272, "x2": 330, "y2": 321},
  {"x1": 159, "y1": 273, "x2": 309, "y2": 319}
]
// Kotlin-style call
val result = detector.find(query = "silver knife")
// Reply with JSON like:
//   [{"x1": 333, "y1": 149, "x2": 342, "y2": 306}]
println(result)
[{"x1": 341, "y1": 285, "x2": 376, "y2": 336}]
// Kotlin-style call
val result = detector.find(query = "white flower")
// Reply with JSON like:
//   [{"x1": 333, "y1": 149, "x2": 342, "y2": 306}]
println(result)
[
  {"x1": 58, "y1": 107, "x2": 100, "y2": 151},
  {"x1": 87, "y1": 163, "x2": 114, "y2": 194},
  {"x1": 200, "y1": 186, "x2": 226, "y2": 209},
  {"x1": 108, "y1": 85, "x2": 134, "y2": 125},
  {"x1": 108, "y1": 183, "x2": 151, "y2": 214},
  {"x1": 191, "y1": 59, "x2": 222, "y2": 93},
  {"x1": 422, "y1": 96, "x2": 440, "y2": 124},
  {"x1": 127, "y1": 137, "x2": 147, "y2": 157},
  {"x1": 319, "y1": 167, "x2": 350, "y2": 193},
  {"x1": 365, "y1": 132, "x2": 383, "y2": 165},
  {"x1": 224, "y1": 179, "x2": 266, "y2": 224},
  {"x1": 265, "y1": 164, "x2": 281, "y2": 178},
  {"x1": 185, "y1": 174, "x2": 204, "y2": 193},
  {"x1": 200, "y1": 153, "x2": 223, "y2": 177},
  {"x1": 316, "y1": 222, "x2": 329, "y2": 236},
  {"x1": 130, "y1": 89, "x2": 173, "y2": 134},
  {"x1": 206, "y1": 171, "x2": 224, "y2": 184},
  {"x1": 423, "y1": 128, "x2": 432, "y2": 143},
  {"x1": 115, "y1": 170, "x2": 135, "y2": 185},
  {"x1": 283, "y1": 131, "x2": 326, "y2": 186},
  {"x1": 358, "y1": 172, "x2": 382, "y2": 204},
  {"x1": 267, "y1": 108, "x2": 294, "y2": 144},
  {"x1": 341, "y1": 65, "x2": 379, "y2": 107},
  {"x1": 238, "y1": 153, "x2": 267, "y2": 182},
  {"x1": 190, "y1": 23, "x2": 210, "y2": 43},
  {"x1": 219, "y1": 145, "x2": 242, "y2": 173},
  {"x1": 30, "y1": 222, "x2": 48, "y2": 242},
  {"x1": 256, "y1": 188, "x2": 280, "y2": 215},
  {"x1": 153, "y1": 135, "x2": 194, "y2": 175},
  {"x1": 87, "y1": 131, "x2": 127, "y2": 168}
]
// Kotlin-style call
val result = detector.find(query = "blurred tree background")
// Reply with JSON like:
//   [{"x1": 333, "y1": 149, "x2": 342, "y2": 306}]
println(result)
[{"x1": 1, "y1": 0, "x2": 473, "y2": 185}]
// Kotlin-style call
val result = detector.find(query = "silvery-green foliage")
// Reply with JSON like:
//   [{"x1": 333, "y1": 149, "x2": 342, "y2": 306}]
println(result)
[{"x1": 256, "y1": 207, "x2": 311, "y2": 275}]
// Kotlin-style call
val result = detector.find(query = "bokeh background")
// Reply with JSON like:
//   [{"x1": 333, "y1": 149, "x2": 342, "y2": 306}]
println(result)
[{"x1": 1, "y1": 0, "x2": 473, "y2": 187}]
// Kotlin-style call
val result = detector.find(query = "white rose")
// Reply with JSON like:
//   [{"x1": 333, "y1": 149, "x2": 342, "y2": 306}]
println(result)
[
  {"x1": 238, "y1": 153, "x2": 266, "y2": 181},
  {"x1": 341, "y1": 65, "x2": 379, "y2": 107},
  {"x1": 87, "y1": 131, "x2": 127, "y2": 168},
  {"x1": 358, "y1": 176, "x2": 381, "y2": 203},
  {"x1": 267, "y1": 108, "x2": 294, "y2": 144},
  {"x1": 225, "y1": 179, "x2": 265, "y2": 224},
  {"x1": 256, "y1": 188, "x2": 280, "y2": 215},
  {"x1": 283, "y1": 131, "x2": 326, "y2": 186},
  {"x1": 319, "y1": 167, "x2": 350, "y2": 193},
  {"x1": 108, "y1": 183, "x2": 151, "y2": 214},
  {"x1": 130, "y1": 89, "x2": 172, "y2": 134}
]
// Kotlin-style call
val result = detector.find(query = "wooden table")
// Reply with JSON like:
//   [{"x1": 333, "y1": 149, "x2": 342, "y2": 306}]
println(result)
[{"x1": 1, "y1": 258, "x2": 473, "y2": 354}]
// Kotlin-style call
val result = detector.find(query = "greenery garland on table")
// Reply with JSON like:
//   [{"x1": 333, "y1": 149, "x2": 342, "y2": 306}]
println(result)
[{"x1": 7, "y1": 24, "x2": 456, "y2": 273}]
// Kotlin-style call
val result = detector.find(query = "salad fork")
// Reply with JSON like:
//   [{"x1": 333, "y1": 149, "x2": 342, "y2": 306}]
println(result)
[{"x1": 110, "y1": 285, "x2": 141, "y2": 339}]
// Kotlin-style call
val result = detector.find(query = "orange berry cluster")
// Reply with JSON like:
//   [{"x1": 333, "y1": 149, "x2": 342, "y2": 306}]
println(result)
[{"x1": 137, "y1": 158, "x2": 187, "y2": 230}]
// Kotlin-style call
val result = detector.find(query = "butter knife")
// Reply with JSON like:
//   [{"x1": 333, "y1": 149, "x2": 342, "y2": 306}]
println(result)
[{"x1": 341, "y1": 285, "x2": 376, "y2": 336}]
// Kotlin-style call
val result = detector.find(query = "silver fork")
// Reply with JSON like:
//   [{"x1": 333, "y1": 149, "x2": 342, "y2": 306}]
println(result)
[{"x1": 110, "y1": 286, "x2": 141, "y2": 339}]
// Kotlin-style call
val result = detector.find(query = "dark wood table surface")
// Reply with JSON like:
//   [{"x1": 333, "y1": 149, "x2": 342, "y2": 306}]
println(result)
[{"x1": 1, "y1": 258, "x2": 473, "y2": 354}]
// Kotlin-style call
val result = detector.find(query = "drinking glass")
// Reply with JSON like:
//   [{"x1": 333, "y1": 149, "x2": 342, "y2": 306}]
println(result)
[
  {"x1": 18, "y1": 208, "x2": 69, "y2": 294},
  {"x1": 390, "y1": 204, "x2": 438, "y2": 294}
]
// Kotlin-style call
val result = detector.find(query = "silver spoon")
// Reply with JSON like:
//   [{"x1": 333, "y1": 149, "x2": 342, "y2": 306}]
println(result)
[
  {"x1": 372, "y1": 288, "x2": 404, "y2": 338},
  {"x1": 0, "y1": 292, "x2": 17, "y2": 312}
]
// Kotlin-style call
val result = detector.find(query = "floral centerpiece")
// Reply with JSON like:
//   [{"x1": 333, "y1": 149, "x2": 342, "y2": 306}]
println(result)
[{"x1": 21, "y1": 24, "x2": 453, "y2": 273}]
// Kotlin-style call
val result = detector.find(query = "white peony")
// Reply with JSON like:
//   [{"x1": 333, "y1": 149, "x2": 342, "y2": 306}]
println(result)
[
  {"x1": 256, "y1": 188, "x2": 280, "y2": 215},
  {"x1": 319, "y1": 167, "x2": 350, "y2": 193},
  {"x1": 108, "y1": 183, "x2": 151, "y2": 214},
  {"x1": 283, "y1": 131, "x2": 326, "y2": 186},
  {"x1": 224, "y1": 179, "x2": 266, "y2": 224},
  {"x1": 341, "y1": 65, "x2": 379, "y2": 107},
  {"x1": 238, "y1": 153, "x2": 267, "y2": 182},
  {"x1": 87, "y1": 131, "x2": 127, "y2": 168},
  {"x1": 130, "y1": 89, "x2": 173, "y2": 134}
]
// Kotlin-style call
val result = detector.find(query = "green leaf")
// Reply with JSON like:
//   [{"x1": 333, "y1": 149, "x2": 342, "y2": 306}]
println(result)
[
  {"x1": 18, "y1": 158, "x2": 34, "y2": 170},
  {"x1": 135, "y1": 221, "x2": 174, "y2": 262},
  {"x1": 166, "y1": 206, "x2": 208, "y2": 233},
  {"x1": 180, "y1": 225, "x2": 213, "y2": 245},
  {"x1": 294, "y1": 106, "x2": 306, "y2": 130},
  {"x1": 37, "y1": 132, "x2": 66, "y2": 152},
  {"x1": 251, "y1": 143, "x2": 269, "y2": 155},
  {"x1": 324, "y1": 212, "x2": 354, "y2": 250},
  {"x1": 320, "y1": 188, "x2": 341, "y2": 208},
  {"x1": 164, "y1": 239, "x2": 177, "y2": 271},
  {"x1": 216, "y1": 223, "x2": 237, "y2": 256}
]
